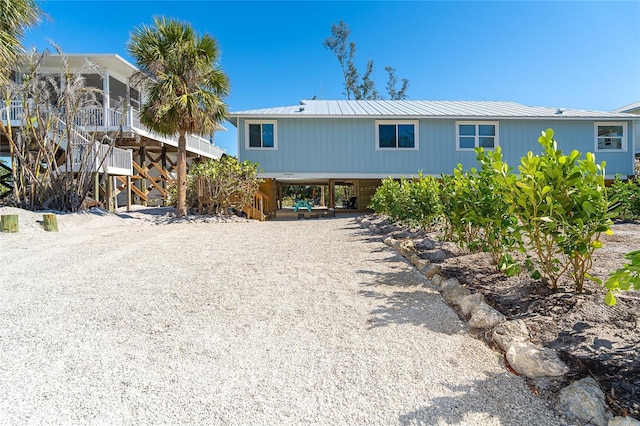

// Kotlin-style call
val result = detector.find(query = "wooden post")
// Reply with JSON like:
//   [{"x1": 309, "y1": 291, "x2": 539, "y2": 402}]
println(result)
[
  {"x1": 161, "y1": 146, "x2": 167, "y2": 206},
  {"x1": 94, "y1": 173, "x2": 100, "y2": 205},
  {"x1": 42, "y1": 213, "x2": 58, "y2": 232},
  {"x1": 126, "y1": 175, "x2": 132, "y2": 212},
  {"x1": 0, "y1": 214, "x2": 18, "y2": 232},
  {"x1": 106, "y1": 174, "x2": 114, "y2": 212},
  {"x1": 139, "y1": 146, "x2": 147, "y2": 206},
  {"x1": 328, "y1": 179, "x2": 335, "y2": 209}
]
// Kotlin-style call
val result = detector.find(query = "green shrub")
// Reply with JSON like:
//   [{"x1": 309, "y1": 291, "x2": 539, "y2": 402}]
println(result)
[
  {"x1": 607, "y1": 176, "x2": 640, "y2": 221},
  {"x1": 498, "y1": 129, "x2": 613, "y2": 291},
  {"x1": 370, "y1": 174, "x2": 442, "y2": 229},
  {"x1": 593, "y1": 250, "x2": 640, "y2": 306},
  {"x1": 439, "y1": 148, "x2": 520, "y2": 274},
  {"x1": 187, "y1": 156, "x2": 261, "y2": 214}
]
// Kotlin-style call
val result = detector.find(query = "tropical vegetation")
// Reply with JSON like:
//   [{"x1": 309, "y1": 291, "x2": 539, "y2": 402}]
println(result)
[
  {"x1": 323, "y1": 20, "x2": 409, "y2": 100},
  {"x1": 1, "y1": 47, "x2": 121, "y2": 211},
  {"x1": 369, "y1": 128, "x2": 637, "y2": 304},
  {"x1": 0, "y1": 0, "x2": 41, "y2": 83},
  {"x1": 185, "y1": 156, "x2": 261, "y2": 215},
  {"x1": 127, "y1": 16, "x2": 230, "y2": 217}
]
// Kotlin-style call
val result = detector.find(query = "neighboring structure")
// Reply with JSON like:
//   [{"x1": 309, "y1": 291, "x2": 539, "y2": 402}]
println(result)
[
  {"x1": 613, "y1": 101, "x2": 640, "y2": 155},
  {"x1": 230, "y1": 100, "x2": 639, "y2": 210},
  {"x1": 1, "y1": 54, "x2": 225, "y2": 208}
]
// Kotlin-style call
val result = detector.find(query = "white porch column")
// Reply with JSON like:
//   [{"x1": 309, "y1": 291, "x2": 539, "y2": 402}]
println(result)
[{"x1": 103, "y1": 72, "x2": 110, "y2": 126}]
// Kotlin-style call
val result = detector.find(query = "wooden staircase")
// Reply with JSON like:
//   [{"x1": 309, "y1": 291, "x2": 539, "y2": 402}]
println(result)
[{"x1": 241, "y1": 190, "x2": 272, "y2": 221}]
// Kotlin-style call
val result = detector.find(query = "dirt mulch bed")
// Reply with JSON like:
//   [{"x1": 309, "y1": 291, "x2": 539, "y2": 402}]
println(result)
[{"x1": 427, "y1": 222, "x2": 640, "y2": 419}]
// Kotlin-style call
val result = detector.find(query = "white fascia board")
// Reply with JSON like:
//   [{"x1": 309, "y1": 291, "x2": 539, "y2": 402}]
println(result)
[
  {"x1": 258, "y1": 172, "x2": 439, "y2": 180},
  {"x1": 231, "y1": 113, "x2": 637, "y2": 121}
]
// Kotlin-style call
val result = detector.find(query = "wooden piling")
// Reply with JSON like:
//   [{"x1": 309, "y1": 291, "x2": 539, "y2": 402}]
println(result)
[
  {"x1": 0, "y1": 214, "x2": 18, "y2": 233},
  {"x1": 42, "y1": 213, "x2": 58, "y2": 232}
]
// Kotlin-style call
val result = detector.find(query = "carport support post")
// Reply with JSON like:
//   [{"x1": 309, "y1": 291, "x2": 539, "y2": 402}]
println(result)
[
  {"x1": 138, "y1": 146, "x2": 147, "y2": 206},
  {"x1": 328, "y1": 179, "x2": 335, "y2": 209},
  {"x1": 93, "y1": 173, "x2": 100, "y2": 205},
  {"x1": 106, "y1": 174, "x2": 114, "y2": 212},
  {"x1": 126, "y1": 175, "x2": 132, "y2": 212}
]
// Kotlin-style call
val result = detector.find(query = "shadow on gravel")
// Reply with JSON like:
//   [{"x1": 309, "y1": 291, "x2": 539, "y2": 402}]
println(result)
[
  {"x1": 359, "y1": 288, "x2": 463, "y2": 335},
  {"x1": 398, "y1": 372, "x2": 555, "y2": 425}
]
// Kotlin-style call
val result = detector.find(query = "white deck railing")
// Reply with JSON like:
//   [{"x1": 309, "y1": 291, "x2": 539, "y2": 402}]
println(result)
[
  {"x1": 123, "y1": 106, "x2": 225, "y2": 159},
  {"x1": 0, "y1": 100, "x2": 23, "y2": 124},
  {"x1": 2, "y1": 100, "x2": 225, "y2": 160},
  {"x1": 64, "y1": 142, "x2": 133, "y2": 176},
  {"x1": 2, "y1": 101, "x2": 133, "y2": 176}
]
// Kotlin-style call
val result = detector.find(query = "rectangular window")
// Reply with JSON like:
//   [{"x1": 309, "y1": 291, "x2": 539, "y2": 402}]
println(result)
[
  {"x1": 456, "y1": 122, "x2": 499, "y2": 151},
  {"x1": 595, "y1": 122, "x2": 627, "y2": 151},
  {"x1": 245, "y1": 121, "x2": 277, "y2": 149},
  {"x1": 375, "y1": 121, "x2": 418, "y2": 150}
]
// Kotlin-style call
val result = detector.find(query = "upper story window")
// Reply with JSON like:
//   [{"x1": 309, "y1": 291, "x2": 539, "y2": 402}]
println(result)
[
  {"x1": 456, "y1": 121, "x2": 499, "y2": 151},
  {"x1": 376, "y1": 120, "x2": 418, "y2": 150},
  {"x1": 595, "y1": 122, "x2": 627, "y2": 151},
  {"x1": 245, "y1": 120, "x2": 277, "y2": 149}
]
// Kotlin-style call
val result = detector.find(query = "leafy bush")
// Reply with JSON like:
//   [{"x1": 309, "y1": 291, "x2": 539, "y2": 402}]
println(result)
[
  {"x1": 497, "y1": 129, "x2": 613, "y2": 291},
  {"x1": 187, "y1": 156, "x2": 261, "y2": 214},
  {"x1": 593, "y1": 250, "x2": 640, "y2": 306},
  {"x1": 607, "y1": 176, "x2": 640, "y2": 221},
  {"x1": 370, "y1": 174, "x2": 442, "y2": 229},
  {"x1": 439, "y1": 148, "x2": 521, "y2": 273},
  {"x1": 371, "y1": 128, "x2": 616, "y2": 297}
]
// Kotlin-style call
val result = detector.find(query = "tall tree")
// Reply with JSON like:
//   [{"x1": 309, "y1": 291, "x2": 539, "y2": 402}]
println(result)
[
  {"x1": 127, "y1": 16, "x2": 230, "y2": 217},
  {"x1": 0, "y1": 0, "x2": 41, "y2": 83},
  {"x1": 385, "y1": 66, "x2": 409, "y2": 100},
  {"x1": 322, "y1": 20, "x2": 358, "y2": 100},
  {"x1": 323, "y1": 20, "x2": 409, "y2": 100}
]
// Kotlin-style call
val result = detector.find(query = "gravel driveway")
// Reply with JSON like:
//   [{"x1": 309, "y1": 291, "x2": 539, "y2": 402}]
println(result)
[{"x1": 0, "y1": 209, "x2": 563, "y2": 425}]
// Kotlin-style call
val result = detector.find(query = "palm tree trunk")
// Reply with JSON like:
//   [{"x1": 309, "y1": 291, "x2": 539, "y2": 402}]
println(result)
[{"x1": 176, "y1": 130, "x2": 188, "y2": 217}]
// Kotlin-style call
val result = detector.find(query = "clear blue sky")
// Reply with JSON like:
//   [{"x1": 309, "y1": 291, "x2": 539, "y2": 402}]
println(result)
[{"x1": 22, "y1": 0, "x2": 640, "y2": 156}]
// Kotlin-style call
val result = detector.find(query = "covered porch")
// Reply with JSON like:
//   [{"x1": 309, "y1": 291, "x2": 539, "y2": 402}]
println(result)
[{"x1": 257, "y1": 178, "x2": 380, "y2": 220}]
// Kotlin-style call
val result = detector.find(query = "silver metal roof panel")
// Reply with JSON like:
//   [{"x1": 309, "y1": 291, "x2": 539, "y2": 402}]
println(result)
[{"x1": 230, "y1": 100, "x2": 639, "y2": 121}]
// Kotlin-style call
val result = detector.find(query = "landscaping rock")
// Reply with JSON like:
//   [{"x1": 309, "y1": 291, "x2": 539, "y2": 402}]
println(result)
[
  {"x1": 609, "y1": 416, "x2": 640, "y2": 425},
  {"x1": 421, "y1": 248, "x2": 448, "y2": 262},
  {"x1": 368, "y1": 225, "x2": 383, "y2": 234},
  {"x1": 416, "y1": 238, "x2": 436, "y2": 250},
  {"x1": 380, "y1": 224, "x2": 400, "y2": 234},
  {"x1": 468, "y1": 304, "x2": 505, "y2": 329},
  {"x1": 423, "y1": 265, "x2": 441, "y2": 279},
  {"x1": 557, "y1": 377, "x2": 609, "y2": 426},
  {"x1": 430, "y1": 274, "x2": 444, "y2": 288},
  {"x1": 437, "y1": 277, "x2": 459, "y2": 291},
  {"x1": 506, "y1": 342, "x2": 569, "y2": 378},
  {"x1": 409, "y1": 255, "x2": 431, "y2": 273},
  {"x1": 440, "y1": 281, "x2": 472, "y2": 305},
  {"x1": 457, "y1": 293, "x2": 485, "y2": 317},
  {"x1": 383, "y1": 237, "x2": 396, "y2": 247},
  {"x1": 396, "y1": 239, "x2": 416, "y2": 257},
  {"x1": 360, "y1": 218, "x2": 371, "y2": 227},
  {"x1": 492, "y1": 319, "x2": 530, "y2": 352}
]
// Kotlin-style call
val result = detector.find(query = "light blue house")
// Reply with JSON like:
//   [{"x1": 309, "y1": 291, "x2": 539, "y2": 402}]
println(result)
[{"x1": 229, "y1": 100, "x2": 639, "y2": 210}]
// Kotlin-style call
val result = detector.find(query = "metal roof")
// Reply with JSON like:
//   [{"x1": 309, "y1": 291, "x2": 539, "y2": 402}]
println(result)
[
  {"x1": 229, "y1": 100, "x2": 639, "y2": 125},
  {"x1": 26, "y1": 54, "x2": 139, "y2": 80},
  {"x1": 612, "y1": 101, "x2": 640, "y2": 114}
]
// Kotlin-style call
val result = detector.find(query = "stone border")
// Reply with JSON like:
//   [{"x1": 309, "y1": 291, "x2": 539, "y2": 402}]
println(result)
[{"x1": 355, "y1": 214, "x2": 639, "y2": 426}]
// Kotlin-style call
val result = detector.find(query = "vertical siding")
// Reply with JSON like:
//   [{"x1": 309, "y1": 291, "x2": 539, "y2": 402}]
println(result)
[{"x1": 237, "y1": 117, "x2": 636, "y2": 177}]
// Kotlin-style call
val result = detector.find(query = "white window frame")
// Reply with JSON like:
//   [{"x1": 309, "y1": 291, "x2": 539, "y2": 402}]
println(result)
[
  {"x1": 594, "y1": 122, "x2": 627, "y2": 152},
  {"x1": 245, "y1": 120, "x2": 278, "y2": 150},
  {"x1": 456, "y1": 121, "x2": 500, "y2": 151},
  {"x1": 375, "y1": 120, "x2": 419, "y2": 150}
]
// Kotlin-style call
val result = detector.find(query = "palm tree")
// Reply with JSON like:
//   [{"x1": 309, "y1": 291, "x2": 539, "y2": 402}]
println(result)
[
  {"x1": 0, "y1": 0, "x2": 42, "y2": 83},
  {"x1": 127, "y1": 16, "x2": 230, "y2": 217}
]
